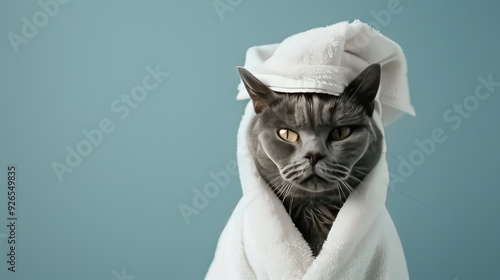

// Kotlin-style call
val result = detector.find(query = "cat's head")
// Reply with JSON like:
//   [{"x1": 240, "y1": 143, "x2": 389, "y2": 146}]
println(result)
[{"x1": 238, "y1": 64, "x2": 383, "y2": 200}]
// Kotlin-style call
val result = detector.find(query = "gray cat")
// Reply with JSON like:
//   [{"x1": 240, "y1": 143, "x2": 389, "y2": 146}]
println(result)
[{"x1": 237, "y1": 64, "x2": 383, "y2": 256}]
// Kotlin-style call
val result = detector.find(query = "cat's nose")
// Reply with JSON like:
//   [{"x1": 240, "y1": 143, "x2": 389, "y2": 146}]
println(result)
[{"x1": 305, "y1": 153, "x2": 325, "y2": 166}]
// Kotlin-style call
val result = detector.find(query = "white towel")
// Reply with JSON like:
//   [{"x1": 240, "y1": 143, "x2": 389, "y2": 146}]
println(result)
[{"x1": 206, "y1": 20, "x2": 415, "y2": 280}]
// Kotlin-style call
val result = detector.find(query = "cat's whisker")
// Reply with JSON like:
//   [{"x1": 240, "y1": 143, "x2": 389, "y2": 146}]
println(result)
[
  {"x1": 352, "y1": 169, "x2": 368, "y2": 176},
  {"x1": 285, "y1": 182, "x2": 295, "y2": 201},
  {"x1": 340, "y1": 180, "x2": 356, "y2": 196},
  {"x1": 277, "y1": 181, "x2": 291, "y2": 201},
  {"x1": 282, "y1": 188, "x2": 292, "y2": 203},
  {"x1": 342, "y1": 180, "x2": 354, "y2": 192},
  {"x1": 347, "y1": 174, "x2": 363, "y2": 184},
  {"x1": 281, "y1": 168, "x2": 305, "y2": 181},
  {"x1": 341, "y1": 181, "x2": 351, "y2": 201},
  {"x1": 271, "y1": 177, "x2": 295, "y2": 192},
  {"x1": 338, "y1": 181, "x2": 349, "y2": 198},
  {"x1": 336, "y1": 181, "x2": 346, "y2": 201},
  {"x1": 271, "y1": 177, "x2": 288, "y2": 196},
  {"x1": 268, "y1": 175, "x2": 285, "y2": 187},
  {"x1": 371, "y1": 152, "x2": 399, "y2": 160},
  {"x1": 288, "y1": 191, "x2": 295, "y2": 213},
  {"x1": 276, "y1": 182, "x2": 291, "y2": 199}
]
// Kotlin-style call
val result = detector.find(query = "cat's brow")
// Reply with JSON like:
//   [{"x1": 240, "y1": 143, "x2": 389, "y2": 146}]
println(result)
[
  {"x1": 271, "y1": 93, "x2": 369, "y2": 129},
  {"x1": 335, "y1": 112, "x2": 367, "y2": 125},
  {"x1": 290, "y1": 95, "x2": 337, "y2": 128}
]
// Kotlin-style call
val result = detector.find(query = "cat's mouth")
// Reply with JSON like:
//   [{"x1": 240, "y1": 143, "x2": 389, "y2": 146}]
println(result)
[
  {"x1": 294, "y1": 174, "x2": 332, "y2": 193},
  {"x1": 300, "y1": 174, "x2": 323, "y2": 183},
  {"x1": 278, "y1": 162, "x2": 353, "y2": 195}
]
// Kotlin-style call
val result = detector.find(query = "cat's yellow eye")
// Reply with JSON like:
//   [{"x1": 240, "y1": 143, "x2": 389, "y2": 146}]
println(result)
[
  {"x1": 278, "y1": 129, "x2": 299, "y2": 143},
  {"x1": 331, "y1": 126, "x2": 351, "y2": 141}
]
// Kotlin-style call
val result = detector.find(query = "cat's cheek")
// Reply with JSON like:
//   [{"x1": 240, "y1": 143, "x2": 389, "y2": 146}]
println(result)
[
  {"x1": 347, "y1": 139, "x2": 373, "y2": 167},
  {"x1": 258, "y1": 132, "x2": 295, "y2": 168},
  {"x1": 328, "y1": 137, "x2": 368, "y2": 166}
]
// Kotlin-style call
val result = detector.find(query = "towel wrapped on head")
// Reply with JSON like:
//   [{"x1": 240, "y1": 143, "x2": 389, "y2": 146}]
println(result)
[{"x1": 206, "y1": 20, "x2": 414, "y2": 280}]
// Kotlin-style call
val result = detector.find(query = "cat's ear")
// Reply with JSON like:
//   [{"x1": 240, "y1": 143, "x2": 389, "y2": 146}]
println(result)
[
  {"x1": 237, "y1": 67, "x2": 280, "y2": 114},
  {"x1": 343, "y1": 63, "x2": 381, "y2": 116}
]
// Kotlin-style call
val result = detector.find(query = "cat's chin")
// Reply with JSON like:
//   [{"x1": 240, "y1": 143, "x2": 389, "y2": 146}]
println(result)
[{"x1": 291, "y1": 175, "x2": 336, "y2": 195}]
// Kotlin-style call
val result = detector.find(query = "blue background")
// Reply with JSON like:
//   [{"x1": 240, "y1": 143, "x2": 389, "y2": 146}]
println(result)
[{"x1": 1, "y1": 0, "x2": 499, "y2": 279}]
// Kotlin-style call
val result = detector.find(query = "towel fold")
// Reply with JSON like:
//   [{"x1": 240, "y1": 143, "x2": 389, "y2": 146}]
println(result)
[{"x1": 206, "y1": 20, "x2": 413, "y2": 280}]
